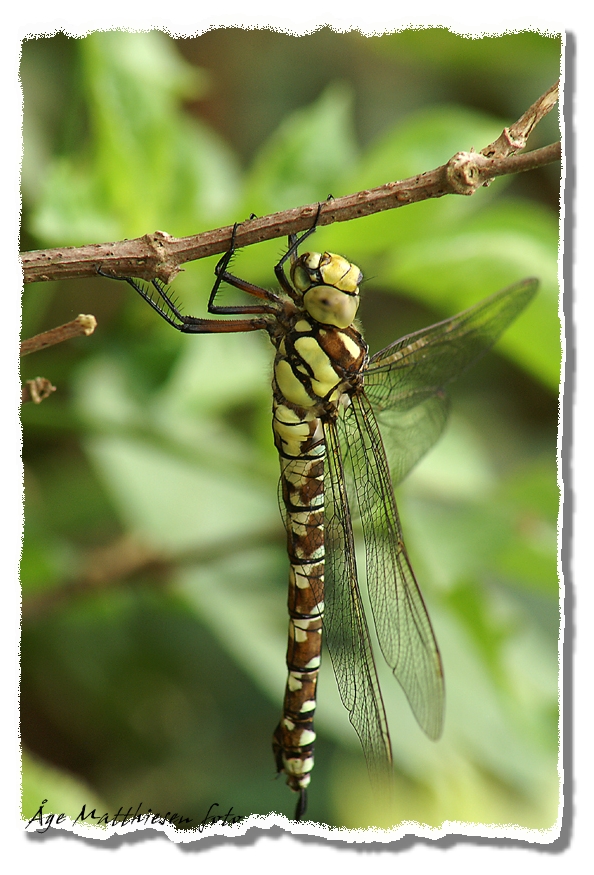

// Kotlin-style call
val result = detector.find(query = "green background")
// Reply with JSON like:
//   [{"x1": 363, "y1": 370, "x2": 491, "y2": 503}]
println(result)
[{"x1": 20, "y1": 29, "x2": 561, "y2": 831}]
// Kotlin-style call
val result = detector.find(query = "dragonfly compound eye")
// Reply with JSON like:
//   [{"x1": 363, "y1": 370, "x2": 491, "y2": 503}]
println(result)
[
  {"x1": 318, "y1": 253, "x2": 363, "y2": 293},
  {"x1": 290, "y1": 252, "x2": 362, "y2": 298},
  {"x1": 291, "y1": 253, "x2": 323, "y2": 292}
]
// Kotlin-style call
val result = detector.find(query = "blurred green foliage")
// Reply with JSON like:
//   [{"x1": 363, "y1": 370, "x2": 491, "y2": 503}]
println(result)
[{"x1": 20, "y1": 29, "x2": 561, "y2": 832}]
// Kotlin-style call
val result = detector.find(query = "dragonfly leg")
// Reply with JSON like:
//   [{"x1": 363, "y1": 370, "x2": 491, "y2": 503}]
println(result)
[
  {"x1": 274, "y1": 201, "x2": 326, "y2": 298},
  {"x1": 96, "y1": 268, "x2": 190, "y2": 330},
  {"x1": 96, "y1": 266, "x2": 272, "y2": 334},
  {"x1": 286, "y1": 199, "x2": 328, "y2": 263},
  {"x1": 208, "y1": 222, "x2": 281, "y2": 315}
]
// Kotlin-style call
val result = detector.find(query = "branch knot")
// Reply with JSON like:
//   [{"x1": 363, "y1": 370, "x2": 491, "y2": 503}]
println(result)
[
  {"x1": 445, "y1": 152, "x2": 483, "y2": 195},
  {"x1": 144, "y1": 230, "x2": 180, "y2": 283}
]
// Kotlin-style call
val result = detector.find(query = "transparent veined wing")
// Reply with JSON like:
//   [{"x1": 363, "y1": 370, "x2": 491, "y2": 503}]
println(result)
[
  {"x1": 319, "y1": 417, "x2": 393, "y2": 778},
  {"x1": 364, "y1": 278, "x2": 539, "y2": 486},
  {"x1": 372, "y1": 394, "x2": 450, "y2": 489},
  {"x1": 337, "y1": 393, "x2": 445, "y2": 741}
]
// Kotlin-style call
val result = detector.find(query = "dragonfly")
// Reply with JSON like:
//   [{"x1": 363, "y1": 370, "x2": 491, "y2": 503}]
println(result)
[{"x1": 100, "y1": 210, "x2": 538, "y2": 821}]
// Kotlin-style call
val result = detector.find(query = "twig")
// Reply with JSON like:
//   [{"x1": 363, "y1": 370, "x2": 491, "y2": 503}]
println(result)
[
  {"x1": 20, "y1": 315, "x2": 97, "y2": 405},
  {"x1": 445, "y1": 142, "x2": 561, "y2": 195},
  {"x1": 21, "y1": 377, "x2": 57, "y2": 404},
  {"x1": 20, "y1": 314, "x2": 97, "y2": 357},
  {"x1": 22, "y1": 528, "x2": 284, "y2": 621},
  {"x1": 480, "y1": 80, "x2": 560, "y2": 159},
  {"x1": 20, "y1": 81, "x2": 560, "y2": 286}
]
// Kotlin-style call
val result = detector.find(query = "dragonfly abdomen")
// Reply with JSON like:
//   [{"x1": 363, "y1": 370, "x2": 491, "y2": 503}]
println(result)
[
  {"x1": 270, "y1": 309, "x2": 367, "y2": 815},
  {"x1": 272, "y1": 404, "x2": 326, "y2": 799},
  {"x1": 272, "y1": 300, "x2": 367, "y2": 818}
]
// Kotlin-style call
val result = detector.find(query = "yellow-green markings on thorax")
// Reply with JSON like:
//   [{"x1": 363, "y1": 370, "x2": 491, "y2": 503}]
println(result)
[
  {"x1": 272, "y1": 251, "x2": 367, "y2": 798},
  {"x1": 273, "y1": 251, "x2": 364, "y2": 413}
]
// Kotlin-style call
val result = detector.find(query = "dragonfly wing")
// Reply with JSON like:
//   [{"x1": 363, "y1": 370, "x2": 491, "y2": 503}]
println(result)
[
  {"x1": 338, "y1": 393, "x2": 445, "y2": 741},
  {"x1": 321, "y1": 417, "x2": 393, "y2": 777},
  {"x1": 364, "y1": 278, "x2": 538, "y2": 484},
  {"x1": 374, "y1": 393, "x2": 450, "y2": 488}
]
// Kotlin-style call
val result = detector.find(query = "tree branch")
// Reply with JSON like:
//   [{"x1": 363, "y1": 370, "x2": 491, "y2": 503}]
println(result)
[
  {"x1": 20, "y1": 314, "x2": 97, "y2": 403},
  {"x1": 480, "y1": 80, "x2": 560, "y2": 159},
  {"x1": 21, "y1": 377, "x2": 57, "y2": 405},
  {"x1": 20, "y1": 314, "x2": 97, "y2": 356},
  {"x1": 21, "y1": 81, "x2": 560, "y2": 286},
  {"x1": 22, "y1": 528, "x2": 283, "y2": 620}
]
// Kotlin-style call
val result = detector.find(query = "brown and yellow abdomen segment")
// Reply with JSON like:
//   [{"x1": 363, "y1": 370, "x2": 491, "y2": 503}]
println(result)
[
  {"x1": 273, "y1": 595, "x2": 323, "y2": 791},
  {"x1": 272, "y1": 399, "x2": 326, "y2": 793}
]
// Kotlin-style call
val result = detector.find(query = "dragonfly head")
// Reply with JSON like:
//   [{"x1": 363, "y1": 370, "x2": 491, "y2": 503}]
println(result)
[{"x1": 291, "y1": 252, "x2": 362, "y2": 329}]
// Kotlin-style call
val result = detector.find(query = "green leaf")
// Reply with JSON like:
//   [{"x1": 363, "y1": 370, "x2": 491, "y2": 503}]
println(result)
[
  {"x1": 382, "y1": 201, "x2": 560, "y2": 389},
  {"x1": 244, "y1": 81, "x2": 358, "y2": 213},
  {"x1": 22, "y1": 750, "x2": 107, "y2": 823},
  {"x1": 30, "y1": 31, "x2": 241, "y2": 244}
]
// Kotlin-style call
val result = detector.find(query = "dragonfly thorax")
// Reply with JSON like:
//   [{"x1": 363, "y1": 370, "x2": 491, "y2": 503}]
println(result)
[
  {"x1": 274, "y1": 317, "x2": 367, "y2": 412},
  {"x1": 291, "y1": 252, "x2": 362, "y2": 330}
]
